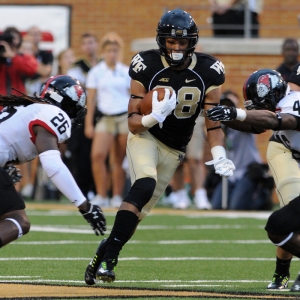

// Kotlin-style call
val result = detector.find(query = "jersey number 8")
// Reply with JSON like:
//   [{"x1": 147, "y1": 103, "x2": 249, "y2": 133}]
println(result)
[{"x1": 154, "y1": 85, "x2": 201, "y2": 119}]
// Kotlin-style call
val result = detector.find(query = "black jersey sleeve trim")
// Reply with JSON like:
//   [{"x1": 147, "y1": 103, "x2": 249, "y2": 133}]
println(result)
[
  {"x1": 130, "y1": 94, "x2": 144, "y2": 99},
  {"x1": 128, "y1": 112, "x2": 141, "y2": 118},
  {"x1": 206, "y1": 126, "x2": 221, "y2": 132},
  {"x1": 273, "y1": 113, "x2": 283, "y2": 130},
  {"x1": 204, "y1": 102, "x2": 219, "y2": 106}
]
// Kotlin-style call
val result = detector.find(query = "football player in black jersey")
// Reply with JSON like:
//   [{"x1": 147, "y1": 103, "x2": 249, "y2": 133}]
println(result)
[{"x1": 84, "y1": 8, "x2": 235, "y2": 284}]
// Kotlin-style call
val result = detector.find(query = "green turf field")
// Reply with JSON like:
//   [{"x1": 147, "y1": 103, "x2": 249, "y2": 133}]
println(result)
[{"x1": 1, "y1": 200, "x2": 299, "y2": 299}]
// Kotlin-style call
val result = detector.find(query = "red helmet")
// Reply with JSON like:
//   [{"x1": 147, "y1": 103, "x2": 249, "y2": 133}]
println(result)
[{"x1": 243, "y1": 69, "x2": 287, "y2": 111}]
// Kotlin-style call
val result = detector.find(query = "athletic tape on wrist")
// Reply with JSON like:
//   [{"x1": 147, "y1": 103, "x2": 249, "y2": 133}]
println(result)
[
  {"x1": 211, "y1": 145, "x2": 226, "y2": 160},
  {"x1": 141, "y1": 115, "x2": 158, "y2": 128},
  {"x1": 236, "y1": 108, "x2": 247, "y2": 121}
]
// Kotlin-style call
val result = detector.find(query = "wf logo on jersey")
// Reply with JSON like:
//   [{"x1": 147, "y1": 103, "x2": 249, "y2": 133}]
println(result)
[
  {"x1": 65, "y1": 85, "x2": 86, "y2": 106},
  {"x1": 210, "y1": 61, "x2": 225, "y2": 74},
  {"x1": 131, "y1": 54, "x2": 147, "y2": 73},
  {"x1": 256, "y1": 74, "x2": 279, "y2": 98}
]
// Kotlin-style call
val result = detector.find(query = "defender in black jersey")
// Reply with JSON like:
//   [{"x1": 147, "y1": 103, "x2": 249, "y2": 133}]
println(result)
[{"x1": 84, "y1": 9, "x2": 235, "y2": 285}]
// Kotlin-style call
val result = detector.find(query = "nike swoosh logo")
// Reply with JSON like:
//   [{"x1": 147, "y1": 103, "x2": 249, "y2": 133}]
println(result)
[{"x1": 185, "y1": 79, "x2": 196, "y2": 83}]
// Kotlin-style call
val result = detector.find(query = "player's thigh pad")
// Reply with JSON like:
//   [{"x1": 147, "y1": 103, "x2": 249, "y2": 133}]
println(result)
[
  {"x1": 186, "y1": 116, "x2": 205, "y2": 160},
  {"x1": 0, "y1": 167, "x2": 25, "y2": 216},
  {"x1": 126, "y1": 131, "x2": 160, "y2": 182},
  {"x1": 127, "y1": 132, "x2": 184, "y2": 220},
  {"x1": 267, "y1": 141, "x2": 300, "y2": 206},
  {"x1": 265, "y1": 196, "x2": 300, "y2": 236}
]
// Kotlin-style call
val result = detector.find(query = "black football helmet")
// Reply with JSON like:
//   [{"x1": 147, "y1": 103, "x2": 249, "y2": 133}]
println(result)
[
  {"x1": 40, "y1": 75, "x2": 87, "y2": 127},
  {"x1": 156, "y1": 9, "x2": 199, "y2": 66},
  {"x1": 243, "y1": 69, "x2": 287, "y2": 111}
]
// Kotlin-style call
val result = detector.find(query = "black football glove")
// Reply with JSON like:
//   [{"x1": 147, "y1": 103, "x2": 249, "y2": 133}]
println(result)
[
  {"x1": 79, "y1": 202, "x2": 106, "y2": 236},
  {"x1": 72, "y1": 107, "x2": 87, "y2": 128},
  {"x1": 4, "y1": 164, "x2": 22, "y2": 184},
  {"x1": 206, "y1": 105, "x2": 237, "y2": 121}
]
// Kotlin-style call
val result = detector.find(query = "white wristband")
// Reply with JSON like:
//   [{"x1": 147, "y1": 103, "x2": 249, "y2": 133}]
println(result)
[
  {"x1": 141, "y1": 115, "x2": 158, "y2": 128},
  {"x1": 236, "y1": 108, "x2": 247, "y2": 121},
  {"x1": 211, "y1": 146, "x2": 226, "y2": 160}
]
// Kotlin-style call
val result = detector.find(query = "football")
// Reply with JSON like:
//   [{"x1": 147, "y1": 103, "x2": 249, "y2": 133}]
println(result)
[{"x1": 139, "y1": 88, "x2": 172, "y2": 115}]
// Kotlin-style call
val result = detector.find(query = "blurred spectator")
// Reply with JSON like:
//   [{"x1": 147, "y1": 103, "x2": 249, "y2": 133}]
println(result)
[
  {"x1": 57, "y1": 48, "x2": 76, "y2": 75},
  {"x1": 0, "y1": 26, "x2": 38, "y2": 95},
  {"x1": 26, "y1": 26, "x2": 53, "y2": 78},
  {"x1": 85, "y1": 32, "x2": 130, "y2": 208},
  {"x1": 65, "y1": 32, "x2": 101, "y2": 200},
  {"x1": 209, "y1": 90, "x2": 274, "y2": 210},
  {"x1": 276, "y1": 38, "x2": 299, "y2": 81},
  {"x1": 18, "y1": 35, "x2": 40, "y2": 198},
  {"x1": 67, "y1": 32, "x2": 100, "y2": 84},
  {"x1": 21, "y1": 35, "x2": 44, "y2": 96},
  {"x1": 0, "y1": 27, "x2": 38, "y2": 196},
  {"x1": 209, "y1": 0, "x2": 261, "y2": 38},
  {"x1": 19, "y1": 35, "x2": 35, "y2": 55}
]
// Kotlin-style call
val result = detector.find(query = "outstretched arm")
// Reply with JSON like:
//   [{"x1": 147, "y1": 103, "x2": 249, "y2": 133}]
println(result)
[
  {"x1": 34, "y1": 126, "x2": 106, "y2": 235},
  {"x1": 223, "y1": 119, "x2": 267, "y2": 134},
  {"x1": 206, "y1": 105, "x2": 299, "y2": 131}
]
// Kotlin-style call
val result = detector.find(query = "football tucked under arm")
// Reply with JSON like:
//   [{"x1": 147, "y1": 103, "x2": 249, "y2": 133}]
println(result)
[
  {"x1": 140, "y1": 88, "x2": 176, "y2": 128},
  {"x1": 139, "y1": 88, "x2": 169, "y2": 115}
]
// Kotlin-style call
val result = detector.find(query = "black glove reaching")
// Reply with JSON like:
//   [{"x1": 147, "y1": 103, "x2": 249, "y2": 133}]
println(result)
[
  {"x1": 79, "y1": 202, "x2": 106, "y2": 236},
  {"x1": 206, "y1": 105, "x2": 237, "y2": 121},
  {"x1": 72, "y1": 107, "x2": 87, "y2": 128},
  {"x1": 5, "y1": 164, "x2": 22, "y2": 184}
]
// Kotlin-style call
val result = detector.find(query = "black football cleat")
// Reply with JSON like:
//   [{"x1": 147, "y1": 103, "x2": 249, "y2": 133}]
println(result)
[
  {"x1": 267, "y1": 272, "x2": 289, "y2": 290},
  {"x1": 96, "y1": 258, "x2": 117, "y2": 283},
  {"x1": 290, "y1": 272, "x2": 300, "y2": 292},
  {"x1": 84, "y1": 238, "x2": 107, "y2": 285}
]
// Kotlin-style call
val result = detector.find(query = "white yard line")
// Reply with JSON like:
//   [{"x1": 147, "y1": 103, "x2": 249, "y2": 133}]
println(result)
[
  {"x1": 26, "y1": 209, "x2": 272, "y2": 219},
  {"x1": 0, "y1": 257, "x2": 278, "y2": 261},
  {"x1": 27, "y1": 224, "x2": 264, "y2": 234},
  {"x1": 14, "y1": 239, "x2": 271, "y2": 245},
  {"x1": 0, "y1": 278, "x2": 271, "y2": 283}
]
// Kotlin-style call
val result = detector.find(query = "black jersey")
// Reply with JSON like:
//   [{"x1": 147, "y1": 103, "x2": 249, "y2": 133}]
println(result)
[
  {"x1": 129, "y1": 50, "x2": 225, "y2": 152},
  {"x1": 276, "y1": 63, "x2": 296, "y2": 82},
  {"x1": 73, "y1": 59, "x2": 93, "y2": 74}
]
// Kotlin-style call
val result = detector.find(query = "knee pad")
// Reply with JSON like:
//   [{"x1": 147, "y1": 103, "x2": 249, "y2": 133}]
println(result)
[
  {"x1": 123, "y1": 177, "x2": 156, "y2": 211},
  {"x1": 5, "y1": 218, "x2": 23, "y2": 238},
  {"x1": 267, "y1": 231, "x2": 293, "y2": 246}
]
